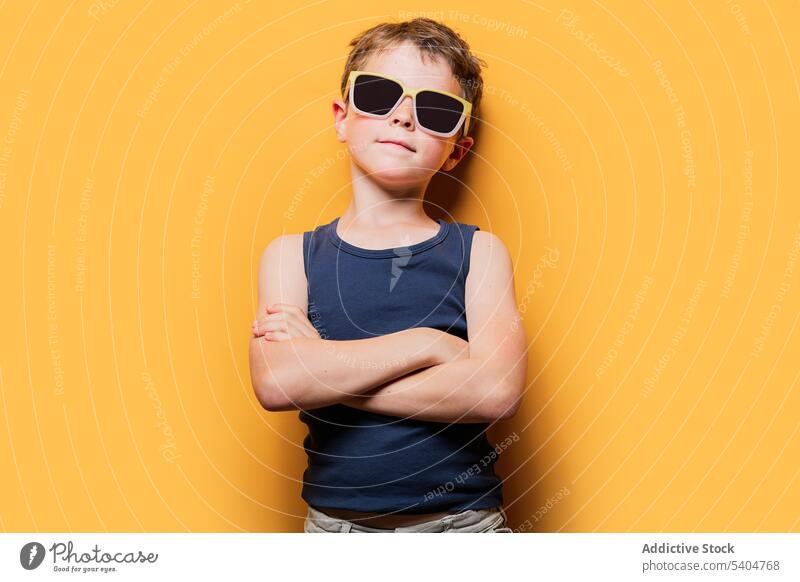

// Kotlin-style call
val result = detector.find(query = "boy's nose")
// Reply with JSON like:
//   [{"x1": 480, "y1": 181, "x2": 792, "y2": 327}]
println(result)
[{"x1": 390, "y1": 96, "x2": 415, "y2": 130}]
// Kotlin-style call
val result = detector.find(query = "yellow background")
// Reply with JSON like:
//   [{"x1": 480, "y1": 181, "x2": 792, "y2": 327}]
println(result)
[{"x1": 1, "y1": 0, "x2": 798, "y2": 532}]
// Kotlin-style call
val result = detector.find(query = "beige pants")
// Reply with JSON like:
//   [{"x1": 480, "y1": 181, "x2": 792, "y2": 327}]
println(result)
[{"x1": 304, "y1": 505, "x2": 513, "y2": 533}]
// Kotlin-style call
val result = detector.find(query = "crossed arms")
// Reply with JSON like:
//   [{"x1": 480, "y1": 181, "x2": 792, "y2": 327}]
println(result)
[{"x1": 248, "y1": 230, "x2": 527, "y2": 424}]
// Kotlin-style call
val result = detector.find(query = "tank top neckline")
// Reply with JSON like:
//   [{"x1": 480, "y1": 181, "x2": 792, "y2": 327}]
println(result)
[{"x1": 328, "y1": 216, "x2": 451, "y2": 258}]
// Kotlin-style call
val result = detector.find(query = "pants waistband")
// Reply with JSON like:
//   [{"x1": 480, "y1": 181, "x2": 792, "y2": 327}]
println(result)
[{"x1": 306, "y1": 505, "x2": 507, "y2": 533}]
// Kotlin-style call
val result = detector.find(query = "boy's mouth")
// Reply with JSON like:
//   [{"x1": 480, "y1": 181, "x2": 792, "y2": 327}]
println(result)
[{"x1": 376, "y1": 138, "x2": 416, "y2": 152}]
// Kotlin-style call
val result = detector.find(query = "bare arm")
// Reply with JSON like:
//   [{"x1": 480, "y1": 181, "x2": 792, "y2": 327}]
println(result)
[
  {"x1": 248, "y1": 234, "x2": 459, "y2": 411},
  {"x1": 340, "y1": 230, "x2": 528, "y2": 423}
]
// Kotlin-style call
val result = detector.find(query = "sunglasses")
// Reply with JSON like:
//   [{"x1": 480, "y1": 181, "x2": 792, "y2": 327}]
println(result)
[{"x1": 346, "y1": 70, "x2": 472, "y2": 138}]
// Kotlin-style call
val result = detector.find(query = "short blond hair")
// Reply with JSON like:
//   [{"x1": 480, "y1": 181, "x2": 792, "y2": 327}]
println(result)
[{"x1": 340, "y1": 18, "x2": 487, "y2": 137}]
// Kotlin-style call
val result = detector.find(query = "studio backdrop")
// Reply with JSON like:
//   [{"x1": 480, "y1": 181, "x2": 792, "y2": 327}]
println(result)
[{"x1": 0, "y1": 0, "x2": 798, "y2": 532}]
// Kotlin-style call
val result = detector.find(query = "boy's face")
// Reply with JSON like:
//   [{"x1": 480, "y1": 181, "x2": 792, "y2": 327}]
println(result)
[{"x1": 332, "y1": 41, "x2": 475, "y2": 188}]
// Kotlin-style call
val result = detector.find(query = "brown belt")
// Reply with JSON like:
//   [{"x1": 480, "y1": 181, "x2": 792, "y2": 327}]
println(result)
[{"x1": 313, "y1": 506, "x2": 453, "y2": 529}]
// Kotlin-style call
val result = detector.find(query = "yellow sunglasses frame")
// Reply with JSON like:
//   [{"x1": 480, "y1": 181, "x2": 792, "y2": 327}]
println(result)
[{"x1": 346, "y1": 70, "x2": 472, "y2": 138}]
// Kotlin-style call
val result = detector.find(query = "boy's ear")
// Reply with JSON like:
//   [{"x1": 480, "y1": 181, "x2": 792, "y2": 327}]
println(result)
[
  {"x1": 441, "y1": 135, "x2": 475, "y2": 172},
  {"x1": 332, "y1": 99, "x2": 348, "y2": 142}
]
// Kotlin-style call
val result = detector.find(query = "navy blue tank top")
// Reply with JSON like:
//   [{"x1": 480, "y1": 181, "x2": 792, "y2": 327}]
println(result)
[{"x1": 299, "y1": 215, "x2": 504, "y2": 514}]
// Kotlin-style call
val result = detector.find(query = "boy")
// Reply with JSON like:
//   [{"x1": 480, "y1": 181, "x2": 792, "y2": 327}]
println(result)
[{"x1": 249, "y1": 18, "x2": 527, "y2": 533}]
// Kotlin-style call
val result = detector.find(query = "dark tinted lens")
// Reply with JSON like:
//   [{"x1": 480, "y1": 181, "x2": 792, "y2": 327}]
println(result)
[
  {"x1": 352, "y1": 74, "x2": 403, "y2": 116},
  {"x1": 415, "y1": 91, "x2": 464, "y2": 134}
]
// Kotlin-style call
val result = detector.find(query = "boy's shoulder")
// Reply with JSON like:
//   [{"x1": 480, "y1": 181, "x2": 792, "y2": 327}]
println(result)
[
  {"x1": 259, "y1": 232, "x2": 305, "y2": 270},
  {"x1": 468, "y1": 225, "x2": 506, "y2": 248},
  {"x1": 263, "y1": 231, "x2": 304, "y2": 251},
  {"x1": 468, "y1": 228, "x2": 512, "y2": 268}
]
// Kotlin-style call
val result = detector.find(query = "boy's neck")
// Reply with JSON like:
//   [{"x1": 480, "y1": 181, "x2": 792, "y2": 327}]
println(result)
[
  {"x1": 342, "y1": 160, "x2": 434, "y2": 227},
  {"x1": 339, "y1": 199, "x2": 432, "y2": 229}
]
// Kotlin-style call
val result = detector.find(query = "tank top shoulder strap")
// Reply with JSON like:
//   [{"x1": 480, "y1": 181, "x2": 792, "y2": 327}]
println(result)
[
  {"x1": 449, "y1": 220, "x2": 481, "y2": 281},
  {"x1": 302, "y1": 229, "x2": 312, "y2": 281},
  {"x1": 302, "y1": 219, "x2": 333, "y2": 281}
]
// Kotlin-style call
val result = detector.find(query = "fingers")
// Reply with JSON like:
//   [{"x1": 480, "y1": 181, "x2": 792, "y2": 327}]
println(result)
[
  {"x1": 252, "y1": 317, "x2": 285, "y2": 337},
  {"x1": 252, "y1": 313, "x2": 314, "y2": 337},
  {"x1": 258, "y1": 330, "x2": 291, "y2": 341},
  {"x1": 286, "y1": 317, "x2": 320, "y2": 339},
  {"x1": 253, "y1": 303, "x2": 320, "y2": 341},
  {"x1": 251, "y1": 316, "x2": 291, "y2": 341},
  {"x1": 252, "y1": 316, "x2": 318, "y2": 340},
  {"x1": 266, "y1": 304, "x2": 312, "y2": 329},
  {"x1": 266, "y1": 303, "x2": 303, "y2": 315}
]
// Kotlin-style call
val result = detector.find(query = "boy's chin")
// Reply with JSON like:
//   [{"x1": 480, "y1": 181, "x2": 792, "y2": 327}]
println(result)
[
  {"x1": 350, "y1": 150, "x2": 434, "y2": 185},
  {"x1": 364, "y1": 162, "x2": 431, "y2": 185}
]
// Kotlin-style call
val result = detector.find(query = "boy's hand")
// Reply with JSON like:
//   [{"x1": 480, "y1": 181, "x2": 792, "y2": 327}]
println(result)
[{"x1": 252, "y1": 303, "x2": 321, "y2": 341}]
